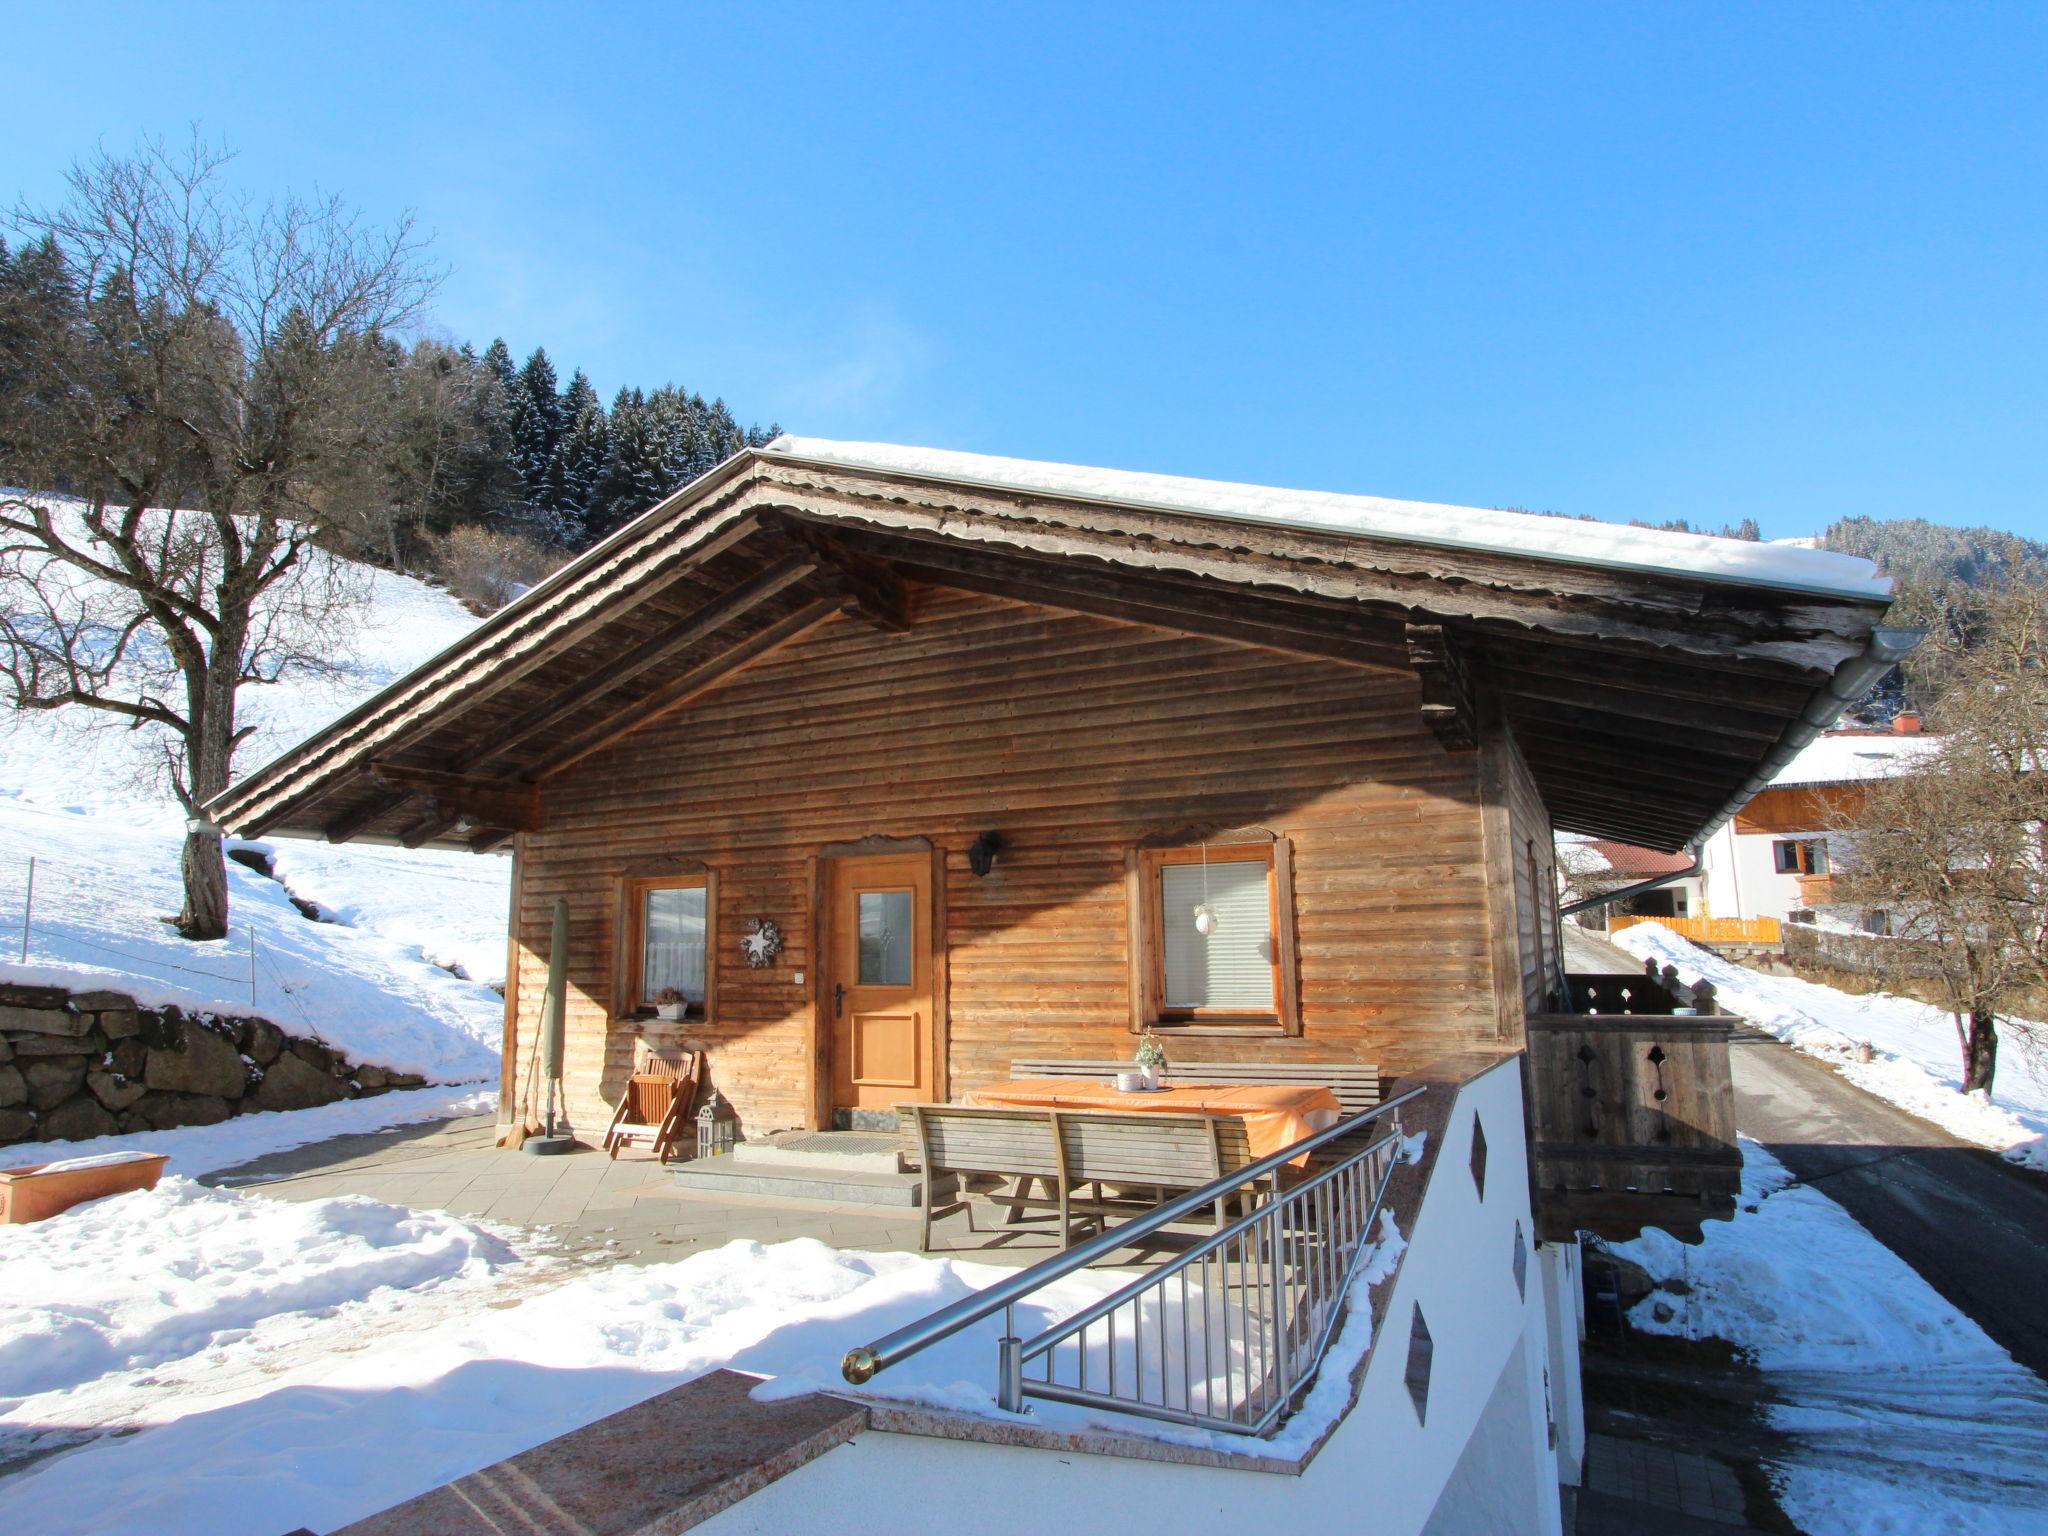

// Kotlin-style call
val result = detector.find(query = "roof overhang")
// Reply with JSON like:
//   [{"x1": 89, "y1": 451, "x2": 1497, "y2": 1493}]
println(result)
[{"x1": 206, "y1": 446, "x2": 1901, "y2": 854}]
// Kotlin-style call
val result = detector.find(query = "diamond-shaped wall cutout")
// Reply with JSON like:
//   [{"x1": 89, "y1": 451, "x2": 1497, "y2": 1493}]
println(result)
[
  {"x1": 1469, "y1": 1113, "x2": 1488, "y2": 1201},
  {"x1": 1512, "y1": 1220, "x2": 1529, "y2": 1301},
  {"x1": 1405, "y1": 1303, "x2": 1434, "y2": 1424}
]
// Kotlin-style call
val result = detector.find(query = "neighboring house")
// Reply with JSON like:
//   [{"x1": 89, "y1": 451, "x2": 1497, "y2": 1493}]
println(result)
[
  {"x1": 209, "y1": 438, "x2": 1902, "y2": 1534},
  {"x1": 1557, "y1": 836, "x2": 1704, "y2": 929},
  {"x1": 1698, "y1": 717, "x2": 1939, "y2": 930}
]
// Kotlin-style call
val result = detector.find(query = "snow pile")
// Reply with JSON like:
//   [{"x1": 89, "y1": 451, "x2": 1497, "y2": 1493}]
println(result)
[
  {"x1": 14, "y1": 1084, "x2": 496, "y2": 1179},
  {"x1": 0, "y1": 1212, "x2": 1406, "y2": 1535},
  {"x1": 1614, "y1": 1142, "x2": 2048, "y2": 1535},
  {"x1": 1613, "y1": 922, "x2": 2048, "y2": 1170},
  {"x1": 0, "y1": 1177, "x2": 520, "y2": 1404},
  {"x1": 764, "y1": 436, "x2": 1891, "y2": 599},
  {"x1": 0, "y1": 523, "x2": 511, "y2": 1080}
]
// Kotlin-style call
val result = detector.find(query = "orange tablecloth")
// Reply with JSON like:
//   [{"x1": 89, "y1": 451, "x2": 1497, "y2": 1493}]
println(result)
[{"x1": 966, "y1": 1077, "x2": 1342, "y2": 1164}]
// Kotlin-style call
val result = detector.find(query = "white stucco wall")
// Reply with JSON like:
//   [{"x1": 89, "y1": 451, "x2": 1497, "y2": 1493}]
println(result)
[
  {"x1": 1700, "y1": 822, "x2": 1835, "y2": 922},
  {"x1": 698, "y1": 1060, "x2": 1568, "y2": 1536}
]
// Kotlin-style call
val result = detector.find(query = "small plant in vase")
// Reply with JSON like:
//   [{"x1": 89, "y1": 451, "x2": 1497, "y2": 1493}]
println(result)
[
  {"x1": 1134, "y1": 1030, "x2": 1168, "y2": 1089},
  {"x1": 652, "y1": 987, "x2": 687, "y2": 1023}
]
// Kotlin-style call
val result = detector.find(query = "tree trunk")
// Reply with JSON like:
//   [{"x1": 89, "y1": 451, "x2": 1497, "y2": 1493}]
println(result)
[
  {"x1": 178, "y1": 823, "x2": 229, "y2": 941},
  {"x1": 175, "y1": 647, "x2": 240, "y2": 942},
  {"x1": 1964, "y1": 1008, "x2": 1999, "y2": 1095}
]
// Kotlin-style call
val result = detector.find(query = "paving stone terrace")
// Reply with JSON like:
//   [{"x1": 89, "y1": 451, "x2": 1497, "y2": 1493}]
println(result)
[{"x1": 210, "y1": 1110, "x2": 1135, "y2": 1267}]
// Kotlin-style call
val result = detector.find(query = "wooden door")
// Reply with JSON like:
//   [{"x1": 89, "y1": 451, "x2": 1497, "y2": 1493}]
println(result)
[{"x1": 825, "y1": 853, "x2": 936, "y2": 1115}]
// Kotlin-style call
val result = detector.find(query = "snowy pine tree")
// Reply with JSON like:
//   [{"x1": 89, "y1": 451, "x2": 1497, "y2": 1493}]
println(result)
[
  {"x1": 554, "y1": 369, "x2": 608, "y2": 544},
  {"x1": 507, "y1": 347, "x2": 568, "y2": 540}
]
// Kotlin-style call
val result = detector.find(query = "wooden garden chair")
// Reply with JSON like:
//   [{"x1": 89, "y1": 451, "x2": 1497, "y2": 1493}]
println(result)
[{"x1": 603, "y1": 1047, "x2": 701, "y2": 1162}]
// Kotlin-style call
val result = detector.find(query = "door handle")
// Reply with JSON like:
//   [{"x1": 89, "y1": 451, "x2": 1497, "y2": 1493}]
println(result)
[{"x1": 833, "y1": 983, "x2": 846, "y2": 1017}]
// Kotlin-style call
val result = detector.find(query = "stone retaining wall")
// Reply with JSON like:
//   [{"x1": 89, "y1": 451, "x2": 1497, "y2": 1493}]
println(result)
[{"x1": 0, "y1": 981, "x2": 426, "y2": 1148}]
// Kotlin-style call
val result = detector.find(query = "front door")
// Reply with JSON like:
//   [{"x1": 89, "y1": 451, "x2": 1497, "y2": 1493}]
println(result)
[{"x1": 825, "y1": 853, "x2": 936, "y2": 1118}]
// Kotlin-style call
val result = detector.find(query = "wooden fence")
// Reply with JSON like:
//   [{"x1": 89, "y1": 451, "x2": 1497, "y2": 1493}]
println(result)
[
  {"x1": 1610, "y1": 914, "x2": 1782, "y2": 945},
  {"x1": 1525, "y1": 1011, "x2": 1741, "y2": 1244}
]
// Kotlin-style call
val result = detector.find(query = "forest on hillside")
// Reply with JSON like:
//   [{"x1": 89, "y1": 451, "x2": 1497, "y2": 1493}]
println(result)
[{"x1": 0, "y1": 234, "x2": 777, "y2": 610}]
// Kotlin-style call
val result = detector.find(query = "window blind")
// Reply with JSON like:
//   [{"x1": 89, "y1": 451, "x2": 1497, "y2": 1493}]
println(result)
[
  {"x1": 1160, "y1": 859, "x2": 1273, "y2": 1011},
  {"x1": 643, "y1": 886, "x2": 707, "y2": 1004}
]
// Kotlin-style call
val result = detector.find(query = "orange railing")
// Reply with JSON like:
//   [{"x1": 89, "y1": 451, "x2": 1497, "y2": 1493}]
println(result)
[{"x1": 1609, "y1": 914, "x2": 1782, "y2": 945}]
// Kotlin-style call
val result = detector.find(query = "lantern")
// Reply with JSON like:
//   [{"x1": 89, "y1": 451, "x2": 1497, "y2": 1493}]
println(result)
[{"x1": 696, "y1": 1088, "x2": 738, "y2": 1159}]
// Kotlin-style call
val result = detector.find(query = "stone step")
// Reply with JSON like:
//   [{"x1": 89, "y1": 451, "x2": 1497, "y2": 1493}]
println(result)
[
  {"x1": 670, "y1": 1158, "x2": 947, "y2": 1208},
  {"x1": 731, "y1": 1130, "x2": 906, "y2": 1176}
]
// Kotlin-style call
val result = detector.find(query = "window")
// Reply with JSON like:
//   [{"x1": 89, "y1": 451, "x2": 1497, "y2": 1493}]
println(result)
[
  {"x1": 622, "y1": 873, "x2": 715, "y2": 1017},
  {"x1": 1773, "y1": 839, "x2": 1829, "y2": 876},
  {"x1": 858, "y1": 889, "x2": 913, "y2": 985},
  {"x1": 1130, "y1": 840, "x2": 1299, "y2": 1033}
]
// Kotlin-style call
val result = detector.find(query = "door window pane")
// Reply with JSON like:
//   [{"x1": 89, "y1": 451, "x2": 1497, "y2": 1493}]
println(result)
[
  {"x1": 1160, "y1": 860, "x2": 1273, "y2": 1010},
  {"x1": 858, "y1": 890, "x2": 913, "y2": 986},
  {"x1": 642, "y1": 885, "x2": 707, "y2": 1005}
]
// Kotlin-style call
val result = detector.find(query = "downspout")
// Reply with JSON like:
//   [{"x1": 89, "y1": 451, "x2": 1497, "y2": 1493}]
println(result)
[{"x1": 1559, "y1": 623, "x2": 1923, "y2": 922}]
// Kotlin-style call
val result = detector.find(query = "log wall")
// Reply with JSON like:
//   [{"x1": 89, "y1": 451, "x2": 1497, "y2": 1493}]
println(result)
[{"x1": 505, "y1": 590, "x2": 1523, "y2": 1138}]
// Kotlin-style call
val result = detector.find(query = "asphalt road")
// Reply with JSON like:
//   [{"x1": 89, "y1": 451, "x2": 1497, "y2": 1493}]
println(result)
[{"x1": 1730, "y1": 1028, "x2": 2048, "y2": 1381}]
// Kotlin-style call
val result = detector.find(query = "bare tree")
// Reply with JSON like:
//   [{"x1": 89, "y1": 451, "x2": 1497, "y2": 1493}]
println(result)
[
  {"x1": 1830, "y1": 584, "x2": 2048, "y2": 1094},
  {"x1": 0, "y1": 136, "x2": 435, "y2": 938}
]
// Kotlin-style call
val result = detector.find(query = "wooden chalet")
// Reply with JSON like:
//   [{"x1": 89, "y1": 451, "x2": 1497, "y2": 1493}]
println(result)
[{"x1": 208, "y1": 439, "x2": 1905, "y2": 1242}]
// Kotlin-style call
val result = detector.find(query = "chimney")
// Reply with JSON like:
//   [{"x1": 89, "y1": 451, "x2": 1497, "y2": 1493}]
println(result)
[{"x1": 1893, "y1": 712, "x2": 1922, "y2": 735}]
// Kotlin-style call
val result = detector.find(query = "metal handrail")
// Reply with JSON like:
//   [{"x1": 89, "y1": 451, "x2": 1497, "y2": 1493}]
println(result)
[
  {"x1": 1008, "y1": 1125, "x2": 1404, "y2": 1431},
  {"x1": 840, "y1": 1084, "x2": 1423, "y2": 1394}
]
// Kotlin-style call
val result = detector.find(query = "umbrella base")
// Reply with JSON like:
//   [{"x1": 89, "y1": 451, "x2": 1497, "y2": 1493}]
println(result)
[{"x1": 522, "y1": 1134, "x2": 577, "y2": 1156}]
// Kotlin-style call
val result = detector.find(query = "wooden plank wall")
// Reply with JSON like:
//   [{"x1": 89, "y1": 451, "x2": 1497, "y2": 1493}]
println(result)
[
  {"x1": 506, "y1": 590, "x2": 1511, "y2": 1138},
  {"x1": 1499, "y1": 731, "x2": 1559, "y2": 1021}
]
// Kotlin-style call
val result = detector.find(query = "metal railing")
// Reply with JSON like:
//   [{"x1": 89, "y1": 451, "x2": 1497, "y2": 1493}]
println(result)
[{"x1": 842, "y1": 1086, "x2": 1421, "y2": 1436}]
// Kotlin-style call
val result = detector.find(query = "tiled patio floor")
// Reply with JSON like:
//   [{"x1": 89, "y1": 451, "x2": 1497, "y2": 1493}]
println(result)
[{"x1": 208, "y1": 1110, "x2": 1077, "y2": 1267}]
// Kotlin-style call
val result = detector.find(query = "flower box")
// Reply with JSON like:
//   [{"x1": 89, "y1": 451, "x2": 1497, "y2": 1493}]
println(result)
[{"x1": 0, "y1": 1150, "x2": 169, "y2": 1224}]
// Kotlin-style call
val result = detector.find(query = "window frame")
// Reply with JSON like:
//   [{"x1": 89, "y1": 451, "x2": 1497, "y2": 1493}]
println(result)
[
  {"x1": 1772, "y1": 838, "x2": 1828, "y2": 877},
  {"x1": 617, "y1": 869, "x2": 718, "y2": 1021},
  {"x1": 1126, "y1": 837, "x2": 1301, "y2": 1036}
]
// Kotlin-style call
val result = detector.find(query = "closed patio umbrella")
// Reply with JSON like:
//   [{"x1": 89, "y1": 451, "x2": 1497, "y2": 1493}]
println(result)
[{"x1": 525, "y1": 896, "x2": 575, "y2": 1155}]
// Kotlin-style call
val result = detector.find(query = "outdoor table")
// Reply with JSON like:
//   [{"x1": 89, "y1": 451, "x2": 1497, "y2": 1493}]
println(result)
[{"x1": 967, "y1": 1076, "x2": 1342, "y2": 1166}]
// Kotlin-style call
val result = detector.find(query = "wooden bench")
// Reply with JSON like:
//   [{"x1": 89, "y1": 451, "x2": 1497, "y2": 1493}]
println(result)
[
  {"x1": 899, "y1": 1103, "x2": 1265, "y2": 1253},
  {"x1": 1009, "y1": 1057, "x2": 1383, "y2": 1116},
  {"x1": 602, "y1": 1049, "x2": 701, "y2": 1163},
  {"x1": 1057, "y1": 1109, "x2": 1264, "y2": 1233},
  {"x1": 901, "y1": 1104, "x2": 1069, "y2": 1252}
]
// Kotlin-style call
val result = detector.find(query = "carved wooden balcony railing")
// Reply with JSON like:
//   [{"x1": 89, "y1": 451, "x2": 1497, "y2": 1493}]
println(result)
[{"x1": 1525, "y1": 998, "x2": 1740, "y2": 1245}]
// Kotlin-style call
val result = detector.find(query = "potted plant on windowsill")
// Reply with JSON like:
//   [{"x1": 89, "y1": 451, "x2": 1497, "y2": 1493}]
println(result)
[
  {"x1": 652, "y1": 988, "x2": 688, "y2": 1023},
  {"x1": 1134, "y1": 1030, "x2": 1168, "y2": 1089}
]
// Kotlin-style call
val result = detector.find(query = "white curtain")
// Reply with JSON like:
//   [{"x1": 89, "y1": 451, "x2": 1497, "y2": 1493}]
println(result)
[
  {"x1": 1160, "y1": 860, "x2": 1273, "y2": 1010},
  {"x1": 643, "y1": 886, "x2": 707, "y2": 1004}
]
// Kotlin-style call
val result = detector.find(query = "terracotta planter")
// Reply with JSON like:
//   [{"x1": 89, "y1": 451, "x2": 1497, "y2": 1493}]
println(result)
[{"x1": 0, "y1": 1152, "x2": 169, "y2": 1224}]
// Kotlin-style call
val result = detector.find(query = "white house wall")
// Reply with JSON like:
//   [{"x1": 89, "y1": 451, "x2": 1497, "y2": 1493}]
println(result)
[
  {"x1": 696, "y1": 1059, "x2": 1567, "y2": 1536},
  {"x1": 1701, "y1": 822, "x2": 1851, "y2": 923}
]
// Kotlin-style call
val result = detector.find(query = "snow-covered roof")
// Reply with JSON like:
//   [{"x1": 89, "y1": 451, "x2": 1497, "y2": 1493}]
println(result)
[
  {"x1": 764, "y1": 437, "x2": 1890, "y2": 601},
  {"x1": 1563, "y1": 839, "x2": 1700, "y2": 878},
  {"x1": 1767, "y1": 731, "x2": 1941, "y2": 788}
]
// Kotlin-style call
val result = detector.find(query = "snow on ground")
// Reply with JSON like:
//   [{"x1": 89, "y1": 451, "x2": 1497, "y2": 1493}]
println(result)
[
  {"x1": 0, "y1": 1177, "x2": 520, "y2": 1403},
  {"x1": 11, "y1": 1085, "x2": 496, "y2": 1179},
  {"x1": 1613, "y1": 1141, "x2": 2048, "y2": 1534},
  {"x1": 1612, "y1": 922, "x2": 2048, "y2": 1170},
  {"x1": 0, "y1": 1176, "x2": 1405, "y2": 1536},
  {"x1": 0, "y1": 803, "x2": 500, "y2": 1082},
  {"x1": 0, "y1": 518, "x2": 510, "y2": 1077}
]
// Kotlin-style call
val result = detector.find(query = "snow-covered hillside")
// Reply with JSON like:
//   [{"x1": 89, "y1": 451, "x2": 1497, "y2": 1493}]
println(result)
[{"x1": 0, "y1": 524, "x2": 511, "y2": 1083}]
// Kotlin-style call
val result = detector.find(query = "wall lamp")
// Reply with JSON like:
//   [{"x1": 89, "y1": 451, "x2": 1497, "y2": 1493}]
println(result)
[{"x1": 967, "y1": 830, "x2": 1004, "y2": 878}]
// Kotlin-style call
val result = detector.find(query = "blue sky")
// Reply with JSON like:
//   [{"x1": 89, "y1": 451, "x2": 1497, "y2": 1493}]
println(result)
[{"x1": 7, "y1": 2, "x2": 2045, "y2": 539}]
